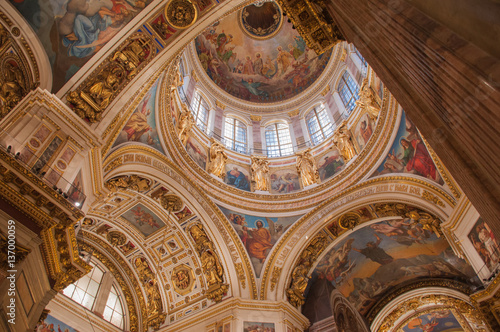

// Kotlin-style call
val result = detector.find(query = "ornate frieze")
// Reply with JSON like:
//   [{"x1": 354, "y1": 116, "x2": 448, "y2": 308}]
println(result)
[{"x1": 67, "y1": 33, "x2": 155, "y2": 123}]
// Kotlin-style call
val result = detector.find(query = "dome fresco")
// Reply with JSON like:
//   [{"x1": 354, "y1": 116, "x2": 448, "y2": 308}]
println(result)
[{"x1": 194, "y1": 2, "x2": 332, "y2": 103}]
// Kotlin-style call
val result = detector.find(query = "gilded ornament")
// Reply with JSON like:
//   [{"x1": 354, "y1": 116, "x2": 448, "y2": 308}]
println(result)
[
  {"x1": 171, "y1": 264, "x2": 195, "y2": 295},
  {"x1": 112, "y1": 37, "x2": 150, "y2": 80},
  {"x1": 286, "y1": 233, "x2": 327, "y2": 307},
  {"x1": 355, "y1": 79, "x2": 381, "y2": 122},
  {"x1": 333, "y1": 122, "x2": 357, "y2": 162},
  {"x1": 106, "y1": 231, "x2": 127, "y2": 246},
  {"x1": 338, "y1": 212, "x2": 361, "y2": 230},
  {"x1": 422, "y1": 190, "x2": 445, "y2": 207},
  {"x1": 105, "y1": 174, "x2": 152, "y2": 192},
  {"x1": 276, "y1": 0, "x2": 344, "y2": 54},
  {"x1": 177, "y1": 103, "x2": 194, "y2": 145},
  {"x1": 188, "y1": 223, "x2": 228, "y2": 303},
  {"x1": 158, "y1": 193, "x2": 183, "y2": 212},
  {"x1": 296, "y1": 148, "x2": 320, "y2": 188},
  {"x1": 208, "y1": 139, "x2": 228, "y2": 179},
  {"x1": 270, "y1": 266, "x2": 282, "y2": 291},
  {"x1": 250, "y1": 155, "x2": 270, "y2": 191},
  {"x1": 165, "y1": 0, "x2": 198, "y2": 30},
  {"x1": 235, "y1": 262, "x2": 246, "y2": 289},
  {"x1": 0, "y1": 58, "x2": 28, "y2": 119}
]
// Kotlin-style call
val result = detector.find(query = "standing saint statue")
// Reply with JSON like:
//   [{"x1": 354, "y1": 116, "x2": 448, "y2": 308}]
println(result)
[
  {"x1": 208, "y1": 139, "x2": 227, "y2": 179},
  {"x1": 250, "y1": 156, "x2": 270, "y2": 191},
  {"x1": 355, "y1": 79, "x2": 381, "y2": 122},
  {"x1": 296, "y1": 148, "x2": 320, "y2": 188},
  {"x1": 333, "y1": 123, "x2": 357, "y2": 162},
  {"x1": 177, "y1": 103, "x2": 194, "y2": 146}
]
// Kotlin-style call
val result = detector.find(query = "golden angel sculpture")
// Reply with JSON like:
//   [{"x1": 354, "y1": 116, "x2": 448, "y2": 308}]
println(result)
[
  {"x1": 177, "y1": 103, "x2": 194, "y2": 146},
  {"x1": 208, "y1": 139, "x2": 227, "y2": 179},
  {"x1": 333, "y1": 123, "x2": 357, "y2": 162},
  {"x1": 170, "y1": 62, "x2": 184, "y2": 99},
  {"x1": 251, "y1": 156, "x2": 270, "y2": 191},
  {"x1": 356, "y1": 79, "x2": 381, "y2": 122},
  {"x1": 296, "y1": 148, "x2": 320, "y2": 188}
]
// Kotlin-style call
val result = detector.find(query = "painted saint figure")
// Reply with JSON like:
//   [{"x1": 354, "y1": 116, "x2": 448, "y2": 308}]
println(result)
[
  {"x1": 352, "y1": 234, "x2": 394, "y2": 265},
  {"x1": 245, "y1": 220, "x2": 273, "y2": 263}
]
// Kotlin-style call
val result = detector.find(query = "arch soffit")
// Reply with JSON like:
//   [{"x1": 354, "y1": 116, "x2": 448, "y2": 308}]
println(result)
[
  {"x1": 371, "y1": 287, "x2": 484, "y2": 332},
  {"x1": 261, "y1": 178, "x2": 456, "y2": 300},
  {"x1": 101, "y1": 145, "x2": 257, "y2": 298}
]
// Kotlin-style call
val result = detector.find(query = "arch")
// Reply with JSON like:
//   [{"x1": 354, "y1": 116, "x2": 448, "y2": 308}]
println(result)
[{"x1": 101, "y1": 145, "x2": 256, "y2": 299}]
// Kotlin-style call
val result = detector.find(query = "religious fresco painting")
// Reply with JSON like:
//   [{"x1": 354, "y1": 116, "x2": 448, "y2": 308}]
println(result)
[
  {"x1": 468, "y1": 217, "x2": 500, "y2": 272},
  {"x1": 225, "y1": 163, "x2": 251, "y2": 192},
  {"x1": 9, "y1": 0, "x2": 152, "y2": 91},
  {"x1": 371, "y1": 111, "x2": 444, "y2": 185},
  {"x1": 353, "y1": 112, "x2": 375, "y2": 151},
  {"x1": 315, "y1": 148, "x2": 345, "y2": 182},
  {"x1": 35, "y1": 314, "x2": 79, "y2": 332},
  {"x1": 185, "y1": 136, "x2": 207, "y2": 170},
  {"x1": 401, "y1": 309, "x2": 464, "y2": 332},
  {"x1": 269, "y1": 168, "x2": 300, "y2": 194},
  {"x1": 112, "y1": 78, "x2": 163, "y2": 153},
  {"x1": 194, "y1": 4, "x2": 332, "y2": 103},
  {"x1": 121, "y1": 203, "x2": 165, "y2": 236},
  {"x1": 243, "y1": 321, "x2": 275, "y2": 332},
  {"x1": 309, "y1": 219, "x2": 478, "y2": 316},
  {"x1": 66, "y1": 169, "x2": 85, "y2": 207},
  {"x1": 218, "y1": 205, "x2": 302, "y2": 277}
]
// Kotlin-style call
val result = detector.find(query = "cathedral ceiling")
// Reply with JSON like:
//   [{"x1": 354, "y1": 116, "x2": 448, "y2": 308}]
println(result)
[{"x1": 1, "y1": 0, "x2": 487, "y2": 330}]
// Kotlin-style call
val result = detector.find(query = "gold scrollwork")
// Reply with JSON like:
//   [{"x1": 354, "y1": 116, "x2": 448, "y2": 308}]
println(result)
[
  {"x1": 105, "y1": 174, "x2": 152, "y2": 192},
  {"x1": 106, "y1": 230, "x2": 127, "y2": 247}
]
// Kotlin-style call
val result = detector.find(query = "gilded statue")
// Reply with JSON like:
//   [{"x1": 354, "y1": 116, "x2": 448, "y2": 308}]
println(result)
[
  {"x1": 0, "y1": 61, "x2": 26, "y2": 119},
  {"x1": 170, "y1": 64, "x2": 184, "y2": 98},
  {"x1": 66, "y1": 91, "x2": 96, "y2": 122},
  {"x1": 177, "y1": 103, "x2": 194, "y2": 145},
  {"x1": 295, "y1": 148, "x2": 319, "y2": 188},
  {"x1": 201, "y1": 249, "x2": 224, "y2": 286},
  {"x1": 89, "y1": 66, "x2": 123, "y2": 110},
  {"x1": 112, "y1": 38, "x2": 149, "y2": 79},
  {"x1": 144, "y1": 279, "x2": 162, "y2": 317},
  {"x1": 333, "y1": 123, "x2": 357, "y2": 162},
  {"x1": 250, "y1": 156, "x2": 270, "y2": 191},
  {"x1": 208, "y1": 139, "x2": 227, "y2": 179},
  {"x1": 188, "y1": 223, "x2": 228, "y2": 302},
  {"x1": 356, "y1": 79, "x2": 381, "y2": 121},
  {"x1": 286, "y1": 261, "x2": 311, "y2": 307},
  {"x1": 189, "y1": 224, "x2": 213, "y2": 253}
]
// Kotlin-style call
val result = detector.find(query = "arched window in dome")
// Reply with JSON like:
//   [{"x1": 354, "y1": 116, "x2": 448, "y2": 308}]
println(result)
[
  {"x1": 62, "y1": 261, "x2": 104, "y2": 310},
  {"x1": 265, "y1": 123, "x2": 293, "y2": 157},
  {"x1": 224, "y1": 117, "x2": 247, "y2": 153},
  {"x1": 191, "y1": 92, "x2": 209, "y2": 132},
  {"x1": 338, "y1": 71, "x2": 360, "y2": 114},
  {"x1": 103, "y1": 284, "x2": 125, "y2": 329},
  {"x1": 306, "y1": 104, "x2": 335, "y2": 145}
]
